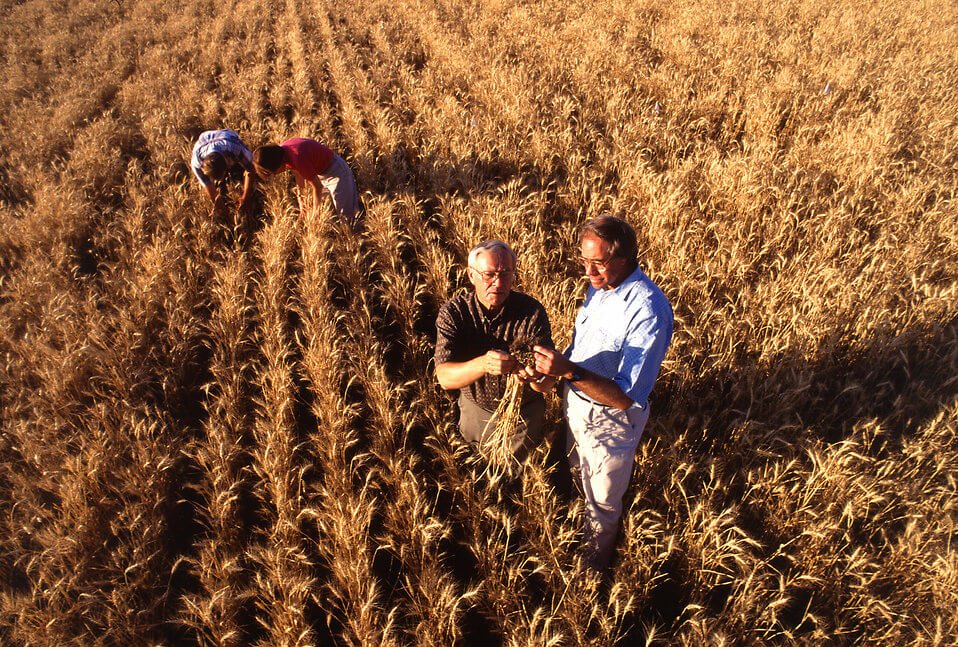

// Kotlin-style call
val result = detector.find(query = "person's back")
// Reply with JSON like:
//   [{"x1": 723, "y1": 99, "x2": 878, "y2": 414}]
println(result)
[
  {"x1": 252, "y1": 138, "x2": 361, "y2": 225},
  {"x1": 190, "y1": 129, "x2": 256, "y2": 214},
  {"x1": 279, "y1": 138, "x2": 334, "y2": 180}
]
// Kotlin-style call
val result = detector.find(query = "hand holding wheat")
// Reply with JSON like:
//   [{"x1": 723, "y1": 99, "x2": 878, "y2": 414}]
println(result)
[
  {"x1": 482, "y1": 349, "x2": 516, "y2": 376},
  {"x1": 531, "y1": 344, "x2": 570, "y2": 379},
  {"x1": 479, "y1": 339, "x2": 543, "y2": 469}
]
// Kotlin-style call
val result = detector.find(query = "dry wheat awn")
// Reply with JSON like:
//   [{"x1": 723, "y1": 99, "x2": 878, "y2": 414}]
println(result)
[{"x1": 478, "y1": 338, "x2": 540, "y2": 470}]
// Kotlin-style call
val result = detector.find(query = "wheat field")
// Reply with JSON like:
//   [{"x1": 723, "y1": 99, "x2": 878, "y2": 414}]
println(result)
[{"x1": 1, "y1": 0, "x2": 956, "y2": 644}]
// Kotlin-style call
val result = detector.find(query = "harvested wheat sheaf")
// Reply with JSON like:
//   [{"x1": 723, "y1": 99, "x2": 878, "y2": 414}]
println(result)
[
  {"x1": 480, "y1": 374, "x2": 525, "y2": 470},
  {"x1": 479, "y1": 338, "x2": 540, "y2": 469}
]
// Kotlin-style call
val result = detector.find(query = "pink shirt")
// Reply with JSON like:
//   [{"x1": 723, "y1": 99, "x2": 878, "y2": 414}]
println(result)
[{"x1": 281, "y1": 138, "x2": 334, "y2": 179}]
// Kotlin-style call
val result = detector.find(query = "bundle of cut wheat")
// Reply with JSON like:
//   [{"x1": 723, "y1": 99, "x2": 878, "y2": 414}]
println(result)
[
  {"x1": 480, "y1": 375, "x2": 524, "y2": 470},
  {"x1": 480, "y1": 339, "x2": 539, "y2": 470}
]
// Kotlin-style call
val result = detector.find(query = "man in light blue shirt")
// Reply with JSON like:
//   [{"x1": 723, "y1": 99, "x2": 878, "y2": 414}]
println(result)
[{"x1": 535, "y1": 214, "x2": 673, "y2": 570}]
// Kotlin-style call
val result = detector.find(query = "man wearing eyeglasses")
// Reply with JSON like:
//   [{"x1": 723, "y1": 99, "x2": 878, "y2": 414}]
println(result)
[
  {"x1": 533, "y1": 215, "x2": 673, "y2": 570},
  {"x1": 435, "y1": 240, "x2": 556, "y2": 458}
]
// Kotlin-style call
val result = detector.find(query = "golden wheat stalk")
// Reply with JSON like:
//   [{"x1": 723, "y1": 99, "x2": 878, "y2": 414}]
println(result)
[
  {"x1": 479, "y1": 374, "x2": 525, "y2": 471},
  {"x1": 480, "y1": 335, "x2": 542, "y2": 470},
  {"x1": 181, "y1": 252, "x2": 256, "y2": 645}
]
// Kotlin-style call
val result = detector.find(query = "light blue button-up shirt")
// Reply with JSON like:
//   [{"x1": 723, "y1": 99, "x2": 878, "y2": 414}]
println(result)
[{"x1": 566, "y1": 265, "x2": 673, "y2": 408}]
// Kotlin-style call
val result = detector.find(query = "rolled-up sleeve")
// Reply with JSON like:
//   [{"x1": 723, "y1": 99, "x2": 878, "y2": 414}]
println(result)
[
  {"x1": 238, "y1": 144, "x2": 254, "y2": 171},
  {"x1": 191, "y1": 147, "x2": 210, "y2": 188},
  {"x1": 614, "y1": 310, "x2": 670, "y2": 405}
]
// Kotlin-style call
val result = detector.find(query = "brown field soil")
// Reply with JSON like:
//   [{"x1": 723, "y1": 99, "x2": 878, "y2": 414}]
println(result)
[{"x1": 1, "y1": 0, "x2": 956, "y2": 644}]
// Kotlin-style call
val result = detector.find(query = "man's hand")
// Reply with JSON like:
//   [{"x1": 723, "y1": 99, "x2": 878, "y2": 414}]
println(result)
[
  {"x1": 517, "y1": 365, "x2": 549, "y2": 384},
  {"x1": 238, "y1": 197, "x2": 254, "y2": 217},
  {"x1": 533, "y1": 345, "x2": 574, "y2": 379},
  {"x1": 483, "y1": 350, "x2": 517, "y2": 376},
  {"x1": 515, "y1": 364, "x2": 556, "y2": 392},
  {"x1": 436, "y1": 350, "x2": 517, "y2": 391},
  {"x1": 212, "y1": 193, "x2": 229, "y2": 215},
  {"x1": 515, "y1": 365, "x2": 535, "y2": 380}
]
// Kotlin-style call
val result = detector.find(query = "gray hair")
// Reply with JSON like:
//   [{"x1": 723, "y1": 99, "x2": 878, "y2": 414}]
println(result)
[{"x1": 467, "y1": 240, "x2": 516, "y2": 268}]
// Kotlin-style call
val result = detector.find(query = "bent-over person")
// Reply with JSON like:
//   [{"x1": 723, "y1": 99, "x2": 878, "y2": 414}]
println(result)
[
  {"x1": 191, "y1": 129, "x2": 258, "y2": 215},
  {"x1": 435, "y1": 240, "x2": 556, "y2": 459},
  {"x1": 252, "y1": 138, "x2": 361, "y2": 226}
]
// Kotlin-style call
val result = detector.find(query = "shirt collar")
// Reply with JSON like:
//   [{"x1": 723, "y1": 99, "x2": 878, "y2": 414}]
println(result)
[
  {"x1": 472, "y1": 291, "x2": 511, "y2": 321},
  {"x1": 610, "y1": 265, "x2": 644, "y2": 292},
  {"x1": 592, "y1": 265, "x2": 645, "y2": 302}
]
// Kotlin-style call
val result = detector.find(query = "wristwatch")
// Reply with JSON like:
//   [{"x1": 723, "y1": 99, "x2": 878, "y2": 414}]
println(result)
[{"x1": 566, "y1": 369, "x2": 583, "y2": 383}]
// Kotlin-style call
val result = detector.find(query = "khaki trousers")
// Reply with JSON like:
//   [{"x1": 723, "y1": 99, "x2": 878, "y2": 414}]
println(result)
[
  {"x1": 563, "y1": 385, "x2": 649, "y2": 570},
  {"x1": 319, "y1": 153, "x2": 361, "y2": 224}
]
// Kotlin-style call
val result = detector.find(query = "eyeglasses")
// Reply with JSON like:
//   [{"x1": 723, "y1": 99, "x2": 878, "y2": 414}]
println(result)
[
  {"x1": 578, "y1": 255, "x2": 615, "y2": 271},
  {"x1": 471, "y1": 268, "x2": 516, "y2": 284}
]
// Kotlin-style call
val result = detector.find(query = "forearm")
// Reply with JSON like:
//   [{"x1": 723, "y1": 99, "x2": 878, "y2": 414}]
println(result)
[
  {"x1": 239, "y1": 172, "x2": 255, "y2": 204},
  {"x1": 435, "y1": 357, "x2": 486, "y2": 391},
  {"x1": 565, "y1": 367, "x2": 634, "y2": 410},
  {"x1": 534, "y1": 344, "x2": 632, "y2": 409},
  {"x1": 294, "y1": 174, "x2": 307, "y2": 210},
  {"x1": 309, "y1": 178, "x2": 323, "y2": 212}
]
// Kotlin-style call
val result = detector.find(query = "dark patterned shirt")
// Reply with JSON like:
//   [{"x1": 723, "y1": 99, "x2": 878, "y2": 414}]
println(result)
[{"x1": 435, "y1": 290, "x2": 554, "y2": 411}]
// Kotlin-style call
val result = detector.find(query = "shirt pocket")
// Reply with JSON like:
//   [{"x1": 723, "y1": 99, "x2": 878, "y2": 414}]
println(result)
[
  {"x1": 580, "y1": 317, "x2": 625, "y2": 355},
  {"x1": 575, "y1": 309, "x2": 589, "y2": 329}
]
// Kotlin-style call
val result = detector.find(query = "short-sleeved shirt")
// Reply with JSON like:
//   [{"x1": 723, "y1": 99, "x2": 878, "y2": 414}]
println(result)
[
  {"x1": 566, "y1": 266, "x2": 673, "y2": 409},
  {"x1": 281, "y1": 138, "x2": 335, "y2": 180},
  {"x1": 435, "y1": 290, "x2": 554, "y2": 411},
  {"x1": 191, "y1": 130, "x2": 253, "y2": 188}
]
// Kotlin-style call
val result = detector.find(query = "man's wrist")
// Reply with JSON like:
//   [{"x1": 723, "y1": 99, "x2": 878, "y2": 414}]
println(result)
[{"x1": 565, "y1": 367, "x2": 583, "y2": 382}]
